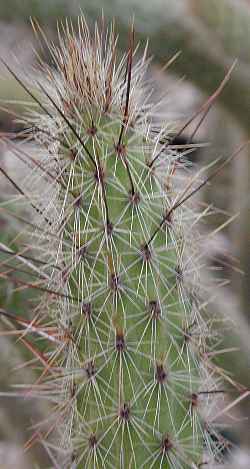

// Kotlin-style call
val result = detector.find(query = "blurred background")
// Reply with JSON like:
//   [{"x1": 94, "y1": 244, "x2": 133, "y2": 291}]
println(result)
[{"x1": 0, "y1": 1, "x2": 249, "y2": 467}]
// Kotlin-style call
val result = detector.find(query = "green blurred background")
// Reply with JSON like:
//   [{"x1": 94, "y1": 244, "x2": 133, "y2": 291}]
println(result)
[{"x1": 0, "y1": 1, "x2": 249, "y2": 467}]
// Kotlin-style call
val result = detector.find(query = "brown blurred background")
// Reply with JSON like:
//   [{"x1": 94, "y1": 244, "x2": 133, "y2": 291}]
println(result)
[{"x1": 0, "y1": 1, "x2": 249, "y2": 467}]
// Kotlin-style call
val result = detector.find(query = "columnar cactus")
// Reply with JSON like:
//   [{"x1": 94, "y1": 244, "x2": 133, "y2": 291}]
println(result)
[{"x1": 1, "y1": 16, "x2": 234, "y2": 469}]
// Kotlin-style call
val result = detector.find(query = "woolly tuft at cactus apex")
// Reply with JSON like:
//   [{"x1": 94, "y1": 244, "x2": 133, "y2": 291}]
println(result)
[{"x1": 0, "y1": 14, "x2": 249, "y2": 469}]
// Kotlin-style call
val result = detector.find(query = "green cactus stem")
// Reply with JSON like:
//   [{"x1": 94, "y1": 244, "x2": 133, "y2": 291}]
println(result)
[{"x1": 0, "y1": 16, "x2": 234, "y2": 469}]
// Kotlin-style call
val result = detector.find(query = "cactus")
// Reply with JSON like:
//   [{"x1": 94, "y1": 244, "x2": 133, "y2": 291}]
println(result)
[{"x1": 0, "y1": 16, "x2": 241, "y2": 469}]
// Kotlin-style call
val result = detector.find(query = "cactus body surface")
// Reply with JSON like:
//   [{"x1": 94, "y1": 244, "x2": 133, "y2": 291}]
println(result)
[{"x1": 0, "y1": 16, "x2": 233, "y2": 469}]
